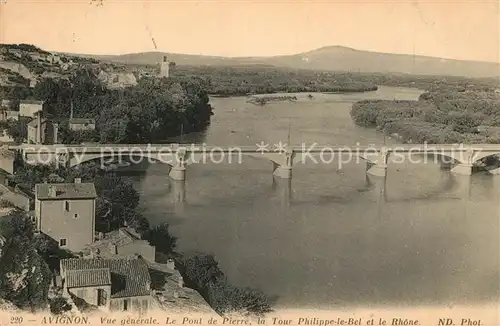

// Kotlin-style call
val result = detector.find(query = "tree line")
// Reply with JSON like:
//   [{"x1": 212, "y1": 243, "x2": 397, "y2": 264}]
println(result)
[
  {"x1": 171, "y1": 65, "x2": 378, "y2": 96},
  {"x1": 350, "y1": 88, "x2": 500, "y2": 144},
  {"x1": 0, "y1": 68, "x2": 214, "y2": 144}
]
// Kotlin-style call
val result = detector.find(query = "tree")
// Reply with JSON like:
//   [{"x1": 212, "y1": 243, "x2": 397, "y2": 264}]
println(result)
[
  {"x1": 143, "y1": 223, "x2": 177, "y2": 255},
  {"x1": 94, "y1": 173, "x2": 139, "y2": 210},
  {"x1": 0, "y1": 213, "x2": 52, "y2": 312},
  {"x1": 179, "y1": 254, "x2": 224, "y2": 291},
  {"x1": 49, "y1": 297, "x2": 72, "y2": 315},
  {"x1": 208, "y1": 279, "x2": 273, "y2": 316},
  {"x1": 178, "y1": 253, "x2": 273, "y2": 316}
]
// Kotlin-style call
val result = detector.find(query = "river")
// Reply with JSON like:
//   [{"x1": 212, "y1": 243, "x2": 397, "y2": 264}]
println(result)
[{"x1": 125, "y1": 86, "x2": 499, "y2": 309}]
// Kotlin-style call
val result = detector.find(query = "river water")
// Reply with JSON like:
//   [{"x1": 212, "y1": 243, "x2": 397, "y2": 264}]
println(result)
[{"x1": 126, "y1": 86, "x2": 499, "y2": 309}]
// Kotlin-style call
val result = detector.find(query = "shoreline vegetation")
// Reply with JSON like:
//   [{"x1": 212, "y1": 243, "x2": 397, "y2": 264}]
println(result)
[
  {"x1": 247, "y1": 95, "x2": 298, "y2": 105},
  {"x1": 350, "y1": 89, "x2": 500, "y2": 145}
]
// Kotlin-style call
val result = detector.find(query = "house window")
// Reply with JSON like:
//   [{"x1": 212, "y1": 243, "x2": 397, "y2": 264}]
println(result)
[
  {"x1": 65, "y1": 201, "x2": 70, "y2": 212},
  {"x1": 123, "y1": 299, "x2": 129, "y2": 311},
  {"x1": 74, "y1": 213, "x2": 79, "y2": 219},
  {"x1": 59, "y1": 239, "x2": 67, "y2": 246},
  {"x1": 141, "y1": 300, "x2": 148, "y2": 312}
]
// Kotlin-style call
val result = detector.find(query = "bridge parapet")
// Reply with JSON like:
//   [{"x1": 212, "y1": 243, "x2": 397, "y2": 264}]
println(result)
[
  {"x1": 360, "y1": 149, "x2": 390, "y2": 177},
  {"x1": 12, "y1": 143, "x2": 500, "y2": 180}
]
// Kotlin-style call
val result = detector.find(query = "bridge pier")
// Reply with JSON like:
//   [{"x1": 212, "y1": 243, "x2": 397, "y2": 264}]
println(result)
[
  {"x1": 364, "y1": 150, "x2": 389, "y2": 178},
  {"x1": 168, "y1": 147, "x2": 188, "y2": 181},
  {"x1": 451, "y1": 163, "x2": 473, "y2": 176},
  {"x1": 169, "y1": 165, "x2": 186, "y2": 181},
  {"x1": 264, "y1": 149, "x2": 295, "y2": 179},
  {"x1": 449, "y1": 148, "x2": 475, "y2": 176},
  {"x1": 273, "y1": 164, "x2": 292, "y2": 179}
]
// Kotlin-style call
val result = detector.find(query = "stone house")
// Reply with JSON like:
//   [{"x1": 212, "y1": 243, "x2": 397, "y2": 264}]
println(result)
[
  {"x1": 0, "y1": 110, "x2": 19, "y2": 121},
  {"x1": 85, "y1": 228, "x2": 156, "y2": 262},
  {"x1": 60, "y1": 257, "x2": 154, "y2": 313},
  {"x1": 27, "y1": 114, "x2": 59, "y2": 144},
  {"x1": 69, "y1": 118, "x2": 96, "y2": 131},
  {"x1": 0, "y1": 100, "x2": 19, "y2": 122},
  {"x1": 0, "y1": 183, "x2": 33, "y2": 211},
  {"x1": 19, "y1": 100, "x2": 45, "y2": 118},
  {"x1": 0, "y1": 150, "x2": 15, "y2": 176},
  {"x1": 0, "y1": 99, "x2": 10, "y2": 109},
  {"x1": 34, "y1": 180, "x2": 97, "y2": 252}
]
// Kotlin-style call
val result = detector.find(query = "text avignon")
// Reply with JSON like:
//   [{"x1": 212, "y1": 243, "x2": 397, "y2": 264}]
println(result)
[{"x1": 41, "y1": 316, "x2": 90, "y2": 324}]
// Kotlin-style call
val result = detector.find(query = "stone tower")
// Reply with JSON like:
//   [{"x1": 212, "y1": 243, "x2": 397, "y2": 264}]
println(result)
[{"x1": 159, "y1": 56, "x2": 170, "y2": 78}]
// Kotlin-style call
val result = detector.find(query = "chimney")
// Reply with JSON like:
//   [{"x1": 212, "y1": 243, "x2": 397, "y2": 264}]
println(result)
[
  {"x1": 166, "y1": 258, "x2": 175, "y2": 270},
  {"x1": 108, "y1": 243, "x2": 117, "y2": 255},
  {"x1": 53, "y1": 123, "x2": 59, "y2": 144},
  {"x1": 36, "y1": 112, "x2": 41, "y2": 144},
  {"x1": 74, "y1": 178, "x2": 81, "y2": 184},
  {"x1": 48, "y1": 185, "x2": 56, "y2": 198},
  {"x1": 163, "y1": 56, "x2": 167, "y2": 63}
]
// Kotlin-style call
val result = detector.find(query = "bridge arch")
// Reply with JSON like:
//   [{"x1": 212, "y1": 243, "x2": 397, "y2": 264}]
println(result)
[
  {"x1": 470, "y1": 151, "x2": 500, "y2": 165},
  {"x1": 67, "y1": 151, "x2": 205, "y2": 168}
]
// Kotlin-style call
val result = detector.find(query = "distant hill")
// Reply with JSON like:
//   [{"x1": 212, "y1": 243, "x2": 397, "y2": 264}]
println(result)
[{"x1": 82, "y1": 45, "x2": 500, "y2": 78}]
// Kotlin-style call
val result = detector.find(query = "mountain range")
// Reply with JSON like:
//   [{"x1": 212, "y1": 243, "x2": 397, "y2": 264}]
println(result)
[{"x1": 85, "y1": 45, "x2": 500, "y2": 78}]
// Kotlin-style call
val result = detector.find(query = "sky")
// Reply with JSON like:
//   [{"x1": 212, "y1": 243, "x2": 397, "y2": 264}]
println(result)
[{"x1": 0, "y1": 0, "x2": 499, "y2": 63}]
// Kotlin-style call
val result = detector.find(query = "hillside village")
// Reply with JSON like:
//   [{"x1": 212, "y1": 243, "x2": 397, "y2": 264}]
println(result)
[
  {"x1": 0, "y1": 43, "x2": 170, "y2": 90},
  {"x1": 0, "y1": 43, "x2": 273, "y2": 318},
  {"x1": 0, "y1": 179, "x2": 217, "y2": 315},
  {"x1": 0, "y1": 44, "x2": 219, "y2": 316}
]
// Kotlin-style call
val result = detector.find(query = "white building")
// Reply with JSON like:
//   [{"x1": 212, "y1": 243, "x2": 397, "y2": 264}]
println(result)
[
  {"x1": 19, "y1": 100, "x2": 44, "y2": 118},
  {"x1": 159, "y1": 56, "x2": 170, "y2": 78}
]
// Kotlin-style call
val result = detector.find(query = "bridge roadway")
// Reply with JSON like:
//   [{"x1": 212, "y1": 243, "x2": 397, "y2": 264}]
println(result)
[
  {"x1": 8, "y1": 143, "x2": 500, "y2": 180},
  {"x1": 10, "y1": 143, "x2": 500, "y2": 153}
]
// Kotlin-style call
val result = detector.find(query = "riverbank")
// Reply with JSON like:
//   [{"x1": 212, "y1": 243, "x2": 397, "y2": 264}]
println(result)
[
  {"x1": 210, "y1": 86, "x2": 379, "y2": 98},
  {"x1": 350, "y1": 88, "x2": 500, "y2": 145},
  {"x1": 247, "y1": 95, "x2": 298, "y2": 105}
]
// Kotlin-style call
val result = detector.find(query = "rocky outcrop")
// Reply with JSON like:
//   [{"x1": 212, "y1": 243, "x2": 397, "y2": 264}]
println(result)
[
  {"x1": 97, "y1": 70, "x2": 138, "y2": 89},
  {"x1": 0, "y1": 298, "x2": 20, "y2": 312},
  {"x1": 0, "y1": 61, "x2": 33, "y2": 80}
]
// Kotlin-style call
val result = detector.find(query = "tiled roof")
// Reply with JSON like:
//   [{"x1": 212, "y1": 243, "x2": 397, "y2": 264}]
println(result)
[
  {"x1": 20, "y1": 100, "x2": 44, "y2": 105},
  {"x1": 66, "y1": 268, "x2": 111, "y2": 288},
  {"x1": 85, "y1": 228, "x2": 153, "y2": 259},
  {"x1": 69, "y1": 118, "x2": 95, "y2": 125},
  {"x1": 61, "y1": 258, "x2": 151, "y2": 298},
  {"x1": 35, "y1": 183, "x2": 97, "y2": 200},
  {"x1": 111, "y1": 228, "x2": 142, "y2": 246}
]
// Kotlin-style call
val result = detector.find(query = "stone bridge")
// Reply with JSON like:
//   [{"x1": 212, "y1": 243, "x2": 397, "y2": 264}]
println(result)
[{"x1": 8, "y1": 143, "x2": 500, "y2": 181}]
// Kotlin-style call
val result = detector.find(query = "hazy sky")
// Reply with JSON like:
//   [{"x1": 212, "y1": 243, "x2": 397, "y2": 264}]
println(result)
[{"x1": 1, "y1": 0, "x2": 499, "y2": 62}]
